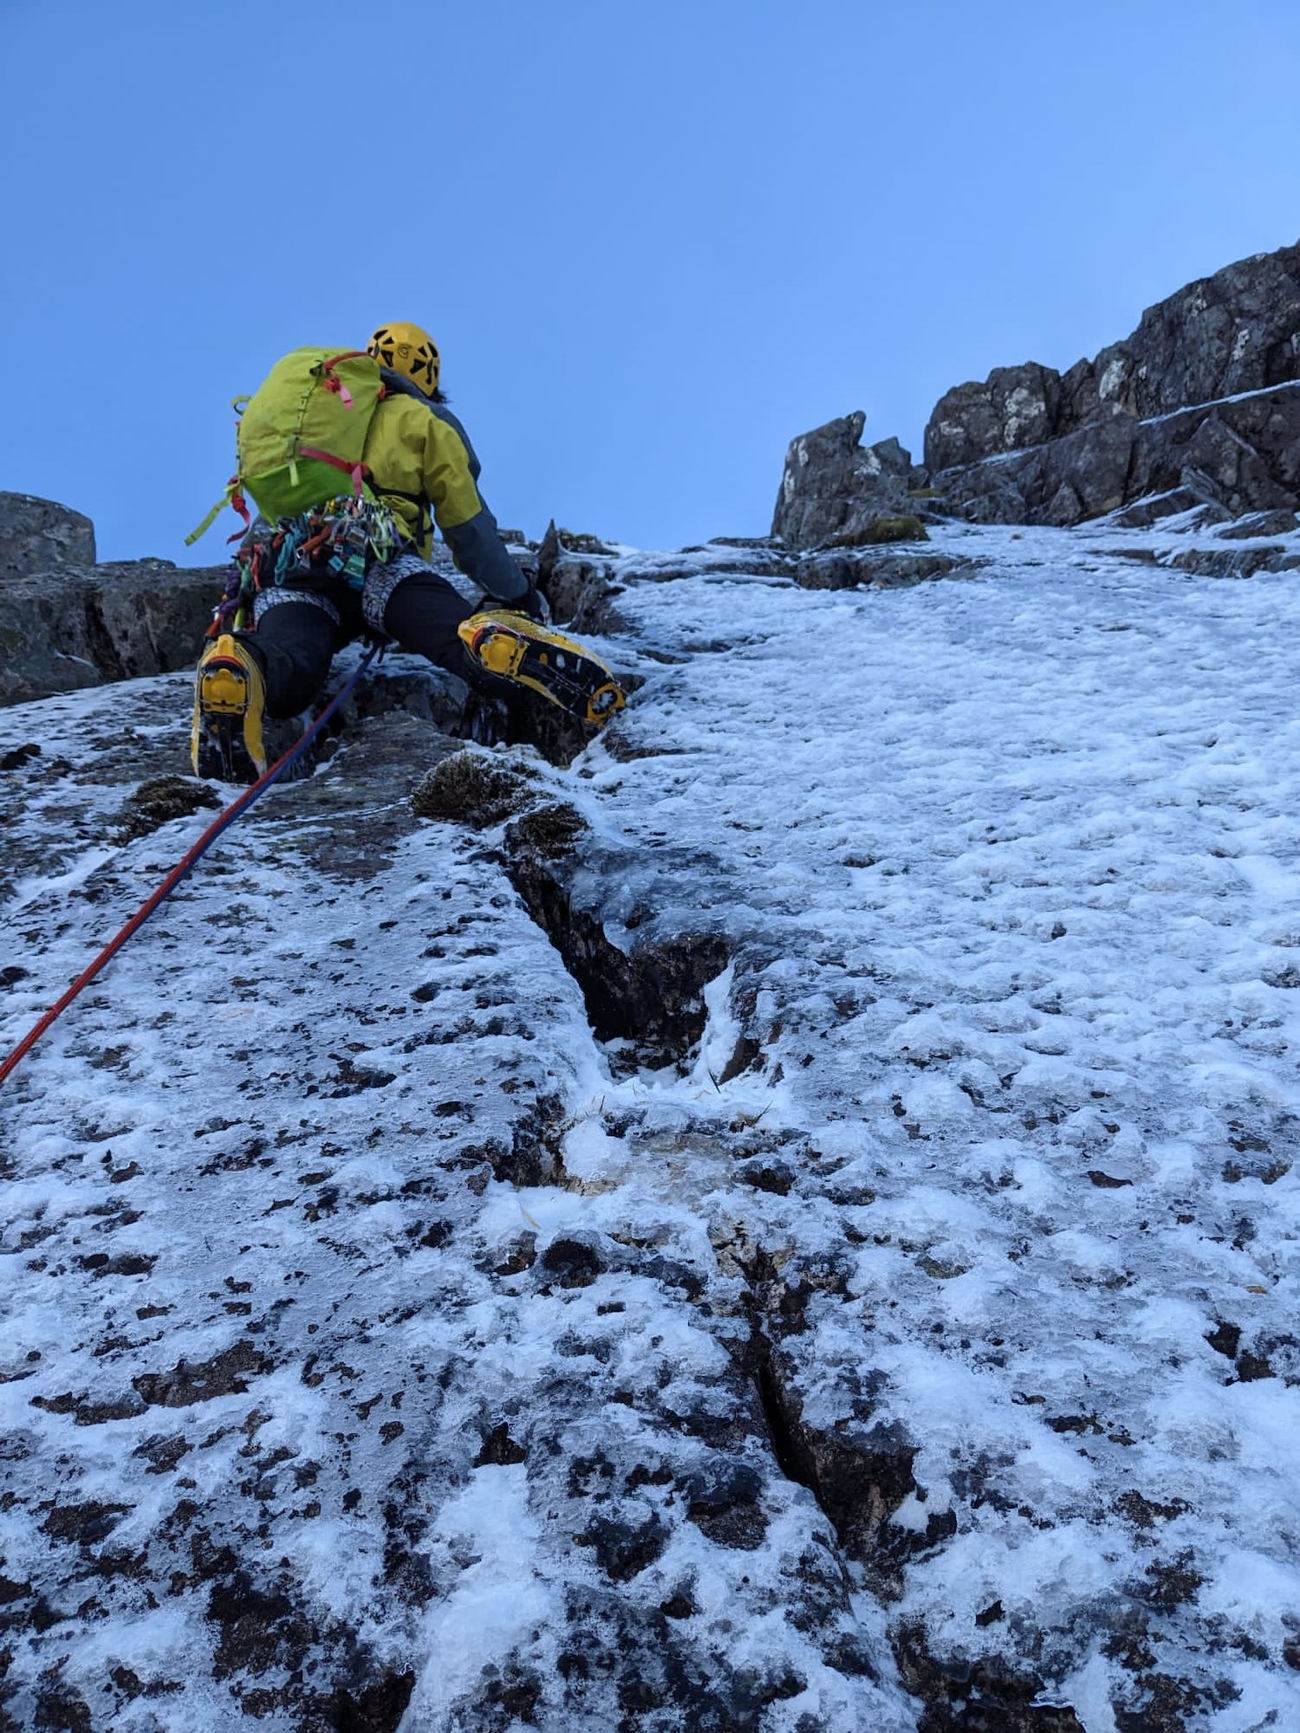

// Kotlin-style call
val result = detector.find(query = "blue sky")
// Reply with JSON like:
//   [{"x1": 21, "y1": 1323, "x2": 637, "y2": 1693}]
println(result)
[{"x1": 3, "y1": 0, "x2": 1299, "y2": 561}]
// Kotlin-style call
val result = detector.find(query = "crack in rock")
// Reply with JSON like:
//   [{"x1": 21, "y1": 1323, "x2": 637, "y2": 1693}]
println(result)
[{"x1": 502, "y1": 806, "x2": 731, "y2": 1069}]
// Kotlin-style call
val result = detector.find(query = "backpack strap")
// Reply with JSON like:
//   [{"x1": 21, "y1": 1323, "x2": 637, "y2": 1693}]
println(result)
[
  {"x1": 297, "y1": 447, "x2": 369, "y2": 498},
  {"x1": 319, "y1": 351, "x2": 373, "y2": 409},
  {"x1": 186, "y1": 477, "x2": 252, "y2": 547}
]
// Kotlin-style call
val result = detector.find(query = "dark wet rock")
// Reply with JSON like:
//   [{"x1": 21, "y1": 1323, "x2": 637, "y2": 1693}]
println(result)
[
  {"x1": 31, "y1": 1389, "x2": 147, "y2": 1425},
  {"x1": 893, "y1": 1625, "x2": 1087, "y2": 1732},
  {"x1": 1115, "y1": 1491, "x2": 1193, "y2": 1529},
  {"x1": 32, "y1": 1678, "x2": 95, "y2": 1731},
  {"x1": 927, "y1": 240, "x2": 1300, "y2": 459},
  {"x1": 112, "y1": 774, "x2": 221, "y2": 842},
  {"x1": 934, "y1": 402, "x2": 1138, "y2": 528},
  {"x1": 764, "y1": 1366, "x2": 923, "y2": 1572},
  {"x1": 503, "y1": 815, "x2": 731, "y2": 1068},
  {"x1": 1113, "y1": 1671, "x2": 1218, "y2": 1732},
  {"x1": 0, "y1": 491, "x2": 96, "y2": 576},
  {"x1": 1216, "y1": 507, "x2": 1299, "y2": 537},
  {"x1": 543, "y1": 555, "x2": 627, "y2": 635},
  {"x1": 538, "y1": 1235, "x2": 606, "y2": 1289},
  {"x1": 1106, "y1": 488, "x2": 1221, "y2": 529},
  {"x1": 348, "y1": 662, "x2": 479, "y2": 738},
  {"x1": 536, "y1": 521, "x2": 627, "y2": 634},
  {"x1": 330, "y1": 1671, "x2": 416, "y2": 1732},
  {"x1": 934, "y1": 381, "x2": 1300, "y2": 527},
  {"x1": 133, "y1": 1341, "x2": 271, "y2": 1408},
  {"x1": 134, "y1": 1433, "x2": 195, "y2": 1475},
  {"x1": 574, "y1": 1508, "x2": 667, "y2": 1580},
  {"x1": 1164, "y1": 543, "x2": 1300, "y2": 578},
  {"x1": 40, "y1": 1500, "x2": 132, "y2": 1546},
  {"x1": 474, "y1": 1422, "x2": 527, "y2": 1466},
  {"x1": 497, "y1": 694, "x2": 612, "y2": 770},
  {"x1": 681, "y1": 1457, "x2": 769, "y2": 1550},
  {"x1": 1134, "y1": 1551, "x2": 1206, "y2": 1610},
  {"x1": 1088, "y1": 240, "x2": 1300, "y2": 420},
  {"x1": 467, "y1": 1092, "x2": 568, "y2": 1187},
  {"x1": 253, "y1": 712, "x2": 464, "y2": 880}
]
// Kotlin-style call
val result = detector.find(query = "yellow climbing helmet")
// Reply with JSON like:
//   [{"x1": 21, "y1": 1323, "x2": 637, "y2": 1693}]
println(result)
[{"x1": 367, "y1": 321, "x2": 440, "y2": 397}]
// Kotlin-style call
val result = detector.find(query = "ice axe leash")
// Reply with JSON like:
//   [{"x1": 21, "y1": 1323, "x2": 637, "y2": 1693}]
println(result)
[{"x1": 0, "y1": 644, "x2": 381, "y2": 1089}]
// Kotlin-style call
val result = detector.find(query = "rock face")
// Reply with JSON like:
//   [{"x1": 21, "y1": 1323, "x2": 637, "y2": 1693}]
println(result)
[
  {"x1": 772, "y1": 412, "x2": 926, "y2": 548},
  {"x1": 925, "y1": 363, "x2": 1064, "y2": 473},
  {"x1": 935, "y1": 382, "x2": 1300, "y2": 528},
  {"x1": 923, "y1": 241, "x2": 1300, "y2": 525},
  {"x1": 1, "y1": 557, "x2": 225, "y2": 707},
  {"x1": 778, "y1": 242, "x2": 1300, "y2": 537}
]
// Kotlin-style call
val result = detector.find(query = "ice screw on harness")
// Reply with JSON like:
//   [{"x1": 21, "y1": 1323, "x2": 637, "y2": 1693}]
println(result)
[{"x1": 0, "y1": 645, "x2": 381, "y2": 1090}]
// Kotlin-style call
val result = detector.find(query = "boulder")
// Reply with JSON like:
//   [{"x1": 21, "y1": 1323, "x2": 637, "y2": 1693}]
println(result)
[
  {"x1": 0, "y1": 491, "x2": 96, "y2": 576},
  {"x1": 772, "y1": 413, "x2": 920, "y2": 548}
]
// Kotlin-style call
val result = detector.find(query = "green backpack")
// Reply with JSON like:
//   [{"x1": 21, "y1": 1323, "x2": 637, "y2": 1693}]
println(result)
[{"x1": 187, "y1": 347, "x2": 386, "y2": 546}]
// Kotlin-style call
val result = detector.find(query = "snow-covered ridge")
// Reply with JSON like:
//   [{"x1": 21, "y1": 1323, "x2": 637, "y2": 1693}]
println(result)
[{"x1": 3, "y1": 518, "x2": 1300, "y2": 1731}]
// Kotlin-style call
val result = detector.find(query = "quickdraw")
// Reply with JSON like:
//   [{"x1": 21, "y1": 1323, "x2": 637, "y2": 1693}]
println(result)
[{"x1": 207, "y1": 495, "x2": 405, "y2": 636}]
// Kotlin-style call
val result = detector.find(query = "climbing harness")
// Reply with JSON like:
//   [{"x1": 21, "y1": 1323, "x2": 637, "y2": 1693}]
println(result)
[
  {"x1": 209, "y1": 494, "x2": 405, "y2": 634},
  {"x1": 0, "y1": 644, "x2": 381, "y2": 1089}
]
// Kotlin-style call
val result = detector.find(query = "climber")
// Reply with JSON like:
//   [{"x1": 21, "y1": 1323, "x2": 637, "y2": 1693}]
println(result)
[{"x1": 191, "y1": 322, "x2": 623, "y2": 783}]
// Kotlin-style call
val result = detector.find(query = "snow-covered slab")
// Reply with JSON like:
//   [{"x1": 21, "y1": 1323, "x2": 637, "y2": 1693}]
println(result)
[{"x1": 3, "y1": 521, "x2": 1300, "y2": 1730}]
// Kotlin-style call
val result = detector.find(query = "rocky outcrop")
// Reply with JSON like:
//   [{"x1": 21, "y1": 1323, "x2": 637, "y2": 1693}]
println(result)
[
  {"x1": 795, "y1": 547, "x2": 976, "y2": 591},
  {"x1": 772, "y1": 412, "x2": 927, "y2": 548},
  {"x1": 1075, "y1": 239, "x2": 1300, "y2": 422},
  {"x1": 780, "y1": 242, "x2": 1300, "y2": 535},
  {"x1": 924, "y1": 241, "x2": 1300, "y2": 473},
  {"x1": 921, "y1": 241, "x2": 1300, "y2": 526}
]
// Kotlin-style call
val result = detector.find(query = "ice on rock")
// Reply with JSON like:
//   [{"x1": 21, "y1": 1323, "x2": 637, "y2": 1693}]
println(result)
[{"x1": 3, "y1": 519, "x2": 1300, "y2": 1727}]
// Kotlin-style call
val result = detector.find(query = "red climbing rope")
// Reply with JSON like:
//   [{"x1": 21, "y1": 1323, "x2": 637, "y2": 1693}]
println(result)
[{"x1": 0, "y1": 646, "x2": 380, "y2": 1089}]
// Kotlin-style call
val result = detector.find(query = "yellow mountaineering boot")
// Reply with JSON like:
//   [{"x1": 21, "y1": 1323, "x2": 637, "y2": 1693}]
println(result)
[
  {"x1": 457, "y1": 610, "x2": 625, "y2": 726},
  {"x1": 191, "y1": 634, "x2": 268, "y2": 784}
]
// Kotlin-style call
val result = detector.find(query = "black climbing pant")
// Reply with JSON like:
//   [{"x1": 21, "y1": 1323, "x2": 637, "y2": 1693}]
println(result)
[{"x1": 239, "y1": 568, "x2": 479, "y2": 719}]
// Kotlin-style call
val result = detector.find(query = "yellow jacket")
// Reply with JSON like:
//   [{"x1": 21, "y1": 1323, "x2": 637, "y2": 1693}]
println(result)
[{"x1": 360, "y1": 385, "x2": 527, "y2": 604}]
